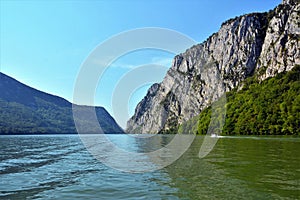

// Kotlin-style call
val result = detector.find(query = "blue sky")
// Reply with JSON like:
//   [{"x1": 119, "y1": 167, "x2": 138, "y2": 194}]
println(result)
[{"x1": 0, "y1": 0, "x2": 281, "y2": 127}]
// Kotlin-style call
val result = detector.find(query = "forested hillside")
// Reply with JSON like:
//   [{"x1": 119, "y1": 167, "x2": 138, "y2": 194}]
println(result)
[
  {"x1": 0, "y1": 72, "x2": 124, "y2": 134},
  {"x1": 195, "y1": 65, "x2": 300, "y2": 135}
]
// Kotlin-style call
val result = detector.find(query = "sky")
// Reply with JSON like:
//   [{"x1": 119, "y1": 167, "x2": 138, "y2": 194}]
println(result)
[{"x1": 0, "y1": 0, "x2": 281, "y2": 128}]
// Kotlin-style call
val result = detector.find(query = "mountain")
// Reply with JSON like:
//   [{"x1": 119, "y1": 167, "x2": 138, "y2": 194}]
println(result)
[
  {"x1": 127, "y1": 0, "x2": 300, "y2": 134},
  {"x1": 184, "y1": 65, "x2": 300, "y2": 135},
  {"x1": 0, "y1": 72, "x2": 124, "y2": 134}
]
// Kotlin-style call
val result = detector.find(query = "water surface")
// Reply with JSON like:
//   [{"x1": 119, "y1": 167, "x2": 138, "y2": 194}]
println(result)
[{"x1": 0, "y1": 135, "x2": 299, "y2": 199}]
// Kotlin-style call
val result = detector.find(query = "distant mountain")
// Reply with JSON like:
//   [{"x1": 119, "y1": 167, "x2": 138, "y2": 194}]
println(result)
[
  {"x1": 0, "y1": 72, "x2": 124, "y2": 134},
  {"x1": 127, "y1": 0, "x2": 300, "y2": 134}
]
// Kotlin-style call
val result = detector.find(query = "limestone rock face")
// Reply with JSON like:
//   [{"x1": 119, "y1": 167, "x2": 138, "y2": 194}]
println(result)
[
  {"x1": 257, "y1": 1, "x2": 300, "y2": 79},
  {"x1": 126, "y1": 1, "x2": 300, "y2": 134}
]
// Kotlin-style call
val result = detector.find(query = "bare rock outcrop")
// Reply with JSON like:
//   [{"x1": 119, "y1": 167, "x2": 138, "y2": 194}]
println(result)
[{"x1": 127, "y1": 0, "x2": 300, "y2": 133}]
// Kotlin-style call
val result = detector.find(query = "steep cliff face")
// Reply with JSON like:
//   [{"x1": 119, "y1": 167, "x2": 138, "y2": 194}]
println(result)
[
  {"x1": 257, "y1": 0, "x2": 300, "y2": 79},
  {"x1": 127, "y1": 0, "x2": 300, "y2": 134}
]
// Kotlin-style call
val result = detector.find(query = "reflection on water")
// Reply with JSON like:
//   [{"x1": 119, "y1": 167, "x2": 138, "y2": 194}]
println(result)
[
  {"x1": 80, "y1": 134, "x2": 196, "y2": 172},
  {"x1": 0, "y1": 135, "x2": 299, "y2": 199},
  {"x1": 165, "y1": 136, "x2": 300, "y2": 199}
]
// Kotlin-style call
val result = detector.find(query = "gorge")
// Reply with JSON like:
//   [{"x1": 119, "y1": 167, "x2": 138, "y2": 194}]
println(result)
[{"x1": 127, "y1": 0, "x2": 300, "y2": 135}]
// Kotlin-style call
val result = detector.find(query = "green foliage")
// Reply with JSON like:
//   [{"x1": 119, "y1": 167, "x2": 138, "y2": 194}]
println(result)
[
  {"x1": 0, "y1": 73, "x2": 124, "y2": 134},
  {"x1": 195, "y1": 65, "x2": 300, "y2": 135},
  {"x1": 178, "y1": 115, "x2": 199, "y2": 134},
  {"x1": 0, "y1": 99, "x2": 70, "y2": 134},
  {"x1": 197, "y1": 108, "x2": 211, "y2": 135},
  {"x1": 164, "y1": 65, "x2": 299, "y2": 135},
  {"x1": 0, "y1": 98, "x2": 124, "y2": 134}
]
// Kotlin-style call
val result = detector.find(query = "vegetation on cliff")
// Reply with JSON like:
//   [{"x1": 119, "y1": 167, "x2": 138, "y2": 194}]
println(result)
[{"x1": 194, "y1": 65, "x2": 300, "y2": 135}]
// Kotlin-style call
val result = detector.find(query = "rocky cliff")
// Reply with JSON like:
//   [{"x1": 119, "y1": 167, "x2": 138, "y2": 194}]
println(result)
[{"x1": 127, "y1": 0, "x2": 300, "y2": 134}]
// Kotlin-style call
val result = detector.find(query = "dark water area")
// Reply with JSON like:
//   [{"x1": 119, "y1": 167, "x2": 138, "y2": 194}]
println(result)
[{"x1": 0, "y1": 135, "x2": 299, "y2": 199}]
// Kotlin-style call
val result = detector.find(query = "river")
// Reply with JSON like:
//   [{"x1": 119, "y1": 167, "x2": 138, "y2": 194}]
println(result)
[{"x1": 0, "y1": 135, "x2": 299, "y2": 199}]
